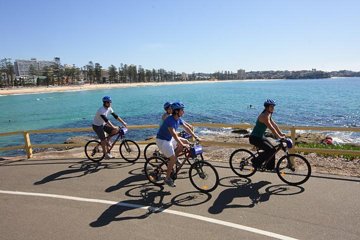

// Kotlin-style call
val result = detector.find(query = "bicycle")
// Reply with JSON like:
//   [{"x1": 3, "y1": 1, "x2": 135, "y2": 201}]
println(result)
[
  {"x1": 144, "y1": 141, "x2": 219, "y2": 193},
  {"x1": 229, "y1": 138, "x2": 311, "y2": 186},
  {"x1": 85, "y1": 127, "x2": 140, "y2": 163},
  {"x1": 143, "y1": 131, "x2": 193, "y2": 161}
]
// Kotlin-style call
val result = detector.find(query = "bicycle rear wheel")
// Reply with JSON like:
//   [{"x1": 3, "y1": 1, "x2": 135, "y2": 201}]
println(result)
[
  {"x1": 84, "y1": 140, "x2": 105, "y2": 162},
  {"x1": 119, "y1": 140, "x2": 140, "y2": 162},
  {"x1": 229, "y1": 149, "x2": 257, "y2": 177},
  {"x1": 189, "y1": 161, "x2": 219, "y2": 193},
  {"x1": 276, "y1": 154, "x2": 311, "y2": 186},
  {"x1": 144, "y1": 156, "x2": 167, "y2": 186},
  {"x1": 143, "y1": 142, "x2": 161, "y2": 161}
]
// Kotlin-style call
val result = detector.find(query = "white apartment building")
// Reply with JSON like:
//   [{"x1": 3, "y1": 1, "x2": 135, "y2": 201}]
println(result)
[{"x1": 14, "y1": 57, "x2": 60, "y2": 77}]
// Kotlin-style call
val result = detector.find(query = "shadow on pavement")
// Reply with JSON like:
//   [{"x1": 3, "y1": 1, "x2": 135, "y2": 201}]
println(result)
[
  {"x1": 208, "y1": 179, "x2": 304, "y2": 214},
  {"x1": 105, "y1": 174, "x2": 147, "y2": 192},
  {"x1": 90, "y1": 184, "x2": 213, "y2": 227},
  {"x1": 33, "y1": 160, "x2": 132, "y2": 185}
]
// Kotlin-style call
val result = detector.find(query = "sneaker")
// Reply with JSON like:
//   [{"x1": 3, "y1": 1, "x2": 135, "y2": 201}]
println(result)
[
  {"x1": 164, "y1": 178, "x2": 176, "y2": 187},
  {"x1": 105, "y1": 153, "x2": 115, "y2": 159},
  {"x1": 158, "y1": 174, "x2": 166, "y2": 181}
]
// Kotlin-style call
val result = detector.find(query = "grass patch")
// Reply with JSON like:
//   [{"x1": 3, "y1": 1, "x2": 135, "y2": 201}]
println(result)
[{"x1": 297, "y1": 143, "x2": 360, "y2": 160}]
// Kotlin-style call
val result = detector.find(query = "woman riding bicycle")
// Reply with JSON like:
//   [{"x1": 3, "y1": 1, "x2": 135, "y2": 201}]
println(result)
[
  {"x1": 156, "y1": 101, "x2": 199, "y2": 187},
  {"x1": 92, "y1": 96, "x2": 127, "y2": 159},
  {"x1": 249, "y1": 99, "x2": 285, "y2": 170}
]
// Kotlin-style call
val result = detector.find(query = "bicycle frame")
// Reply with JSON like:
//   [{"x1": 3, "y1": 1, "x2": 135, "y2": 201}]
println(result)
[
  {"x1": 161, "y1": 144, "x2": 202, "y2": 180},
  {"x1": 105, "y1": 128, "x2": 126, "y2": 151},
  {"x1": 253, "y1": 140, "x2": 288, "y2": 169}
]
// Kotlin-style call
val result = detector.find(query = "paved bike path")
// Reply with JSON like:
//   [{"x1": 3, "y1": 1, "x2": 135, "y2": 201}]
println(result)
[{"x1": 0, "y1": 157, "x2": 359, "y2": 240}]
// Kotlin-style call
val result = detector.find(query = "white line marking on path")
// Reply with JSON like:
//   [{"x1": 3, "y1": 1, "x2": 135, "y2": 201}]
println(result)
[{"x1": 0, "y1": 190, "x2": 297, "y2": 240}]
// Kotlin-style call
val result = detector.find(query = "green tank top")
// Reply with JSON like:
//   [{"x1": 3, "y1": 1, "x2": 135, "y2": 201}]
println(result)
[{"x1": 251, "y1": 119, "x2": 267, "y2": 138}]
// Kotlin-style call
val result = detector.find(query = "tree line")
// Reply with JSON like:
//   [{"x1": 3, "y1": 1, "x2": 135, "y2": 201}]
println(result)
[
  {"x1": 2, "y1": 57, "x2": 359, "y2": 88},
  {"x1": 1, "y1": 58, "x2": 224, "y2": 87}
]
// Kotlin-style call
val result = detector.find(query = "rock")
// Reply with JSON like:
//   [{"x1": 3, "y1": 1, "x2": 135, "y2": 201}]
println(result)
[
  {"x1": 64, "y1": 135, "x2": 94, "y2": 144},
  {"x1": 295, "y1": 132, "x2": 326, "y2": 144},
  {"x1": 231, "y1": 129, "x2": 250, "y2": 135}
]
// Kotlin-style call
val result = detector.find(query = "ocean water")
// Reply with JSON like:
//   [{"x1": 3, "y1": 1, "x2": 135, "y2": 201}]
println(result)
[{"x1": 1, "y1": 77, "x2": 360, "y2": 155}]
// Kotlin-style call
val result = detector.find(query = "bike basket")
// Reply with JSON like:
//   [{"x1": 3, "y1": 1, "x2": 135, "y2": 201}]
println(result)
[
  {"x1": 120, "y1": 127, "x2": 128, "y2": 135},
  {"x1": 180, "y1": 131, "x2": 192, "y2": 140},
  {"x1": 190, "y1": 145, "x2": 203, "y2": 157}
]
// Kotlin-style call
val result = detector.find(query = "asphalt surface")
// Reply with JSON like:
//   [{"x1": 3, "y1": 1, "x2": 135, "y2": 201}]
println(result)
[{"x1": 0, "y1": 156, "x2": 359, "y2": 240}]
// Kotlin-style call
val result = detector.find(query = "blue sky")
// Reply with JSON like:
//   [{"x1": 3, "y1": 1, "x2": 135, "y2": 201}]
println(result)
[{"x1": 1, "y1": 0, "x2": 359, "y2": 72}]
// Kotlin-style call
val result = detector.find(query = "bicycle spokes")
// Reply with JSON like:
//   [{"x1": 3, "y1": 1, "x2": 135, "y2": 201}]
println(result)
[
  {"x1": 189, "y1": 161, "x2": 219, "y2": 193},
  {"x1": 85, "y1": 140, "x2": 105, "y2": 162},
  {"x1": 119, "y1": 140, "x2": 140, "y2": 162},
  {"x1": 144, "y1": 157, "x2": 167, "y2": 185},
  {"x1": 276, "y1": 154, "x2": 311, "y2": 186},
  {"x1": 229, "y1": 149, "x2": 257, "y2": 177}
]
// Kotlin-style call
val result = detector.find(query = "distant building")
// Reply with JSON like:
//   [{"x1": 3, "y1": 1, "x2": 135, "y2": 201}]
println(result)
[
  {"x1": 181, "y1": 72, "x2": 189, "y2": 81},
  {"x1": 14, "y1": 57, "x2": 60, "y2": 77},
  {"x1": 237, "y1": 69, "x2": 246, "y2": 79}
]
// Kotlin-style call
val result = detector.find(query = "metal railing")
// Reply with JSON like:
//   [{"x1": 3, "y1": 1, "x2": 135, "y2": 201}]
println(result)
[{"x1": 1, "y1": 123, "x2": 359, "y2": 159}]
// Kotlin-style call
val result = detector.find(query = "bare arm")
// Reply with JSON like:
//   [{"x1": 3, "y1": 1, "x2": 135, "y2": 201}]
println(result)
[
  {"x1": 162, "y1": 113, "x2": 169, "y2": 121},
  {"x1": 117, "y1": 117, "x2": 127, "y2": 127},
  {"x1": 259, "y1": 113, "x2": 284, "y2": 139},
  {"x1": 270, "y1": 118, "x2": 285, "y2": 137},
  {"x1": 182, "y1": 123, "x2": 199, "y2": 140},
  {"x1": 168, "y1": 127, "x2": 186, "y2": 147},
  {"x1": 183, "y1": 121, "x2": 194, "y2": 131}
]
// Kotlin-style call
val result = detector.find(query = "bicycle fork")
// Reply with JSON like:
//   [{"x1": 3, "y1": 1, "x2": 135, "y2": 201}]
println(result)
[{"x1": 194, "y1": 162, "x2": 206, "y2": 179}]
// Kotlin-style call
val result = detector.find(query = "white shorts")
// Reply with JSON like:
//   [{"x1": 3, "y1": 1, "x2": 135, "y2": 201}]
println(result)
[{"x1": 156, "y1": 138, "x2": 178, "y2": 158}]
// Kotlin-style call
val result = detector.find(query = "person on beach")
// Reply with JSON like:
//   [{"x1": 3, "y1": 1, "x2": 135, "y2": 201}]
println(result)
[
  {"x1": 156, "y1": 101, "x2": 199, "y2": 187},
  {"x1": 249, "y1": 99, "x2": 285, "y2": 170},
  {"x1": 92, "y1": 96, "x2": 127, "y2": 159}
]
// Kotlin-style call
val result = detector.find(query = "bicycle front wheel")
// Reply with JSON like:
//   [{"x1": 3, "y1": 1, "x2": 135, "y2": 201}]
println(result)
[
  {"x1": 144, "y1": 142, "x2": 161, "y2": 161},
  {"x1": 189, "y1": 161, "x2": 219, "y2": 193},
  {"x1": 84, "y1": 140, "x2": 105, "y2": 162},
  {"x1": 229, "y1": 149, "x2": 257, "y2": 177},
  {"x1": 144, "y1": 156, "x2": 167, "y2": 186},
  {"x1": 119, "y1": 140, "x2": 141, "y2": 162},
  {"x1": 276, "y1": 154, "x2": 311, "y2": 186}
]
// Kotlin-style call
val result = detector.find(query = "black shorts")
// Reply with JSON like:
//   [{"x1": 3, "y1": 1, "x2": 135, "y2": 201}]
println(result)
[{"x1": 92, "y1": 124, "x2": 114, "y2": 140}]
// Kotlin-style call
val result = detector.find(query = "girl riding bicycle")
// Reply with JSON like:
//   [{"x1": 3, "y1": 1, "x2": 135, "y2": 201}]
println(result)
[{"x1": 249, "y1": 99, "x2": 285, "y2": 170}]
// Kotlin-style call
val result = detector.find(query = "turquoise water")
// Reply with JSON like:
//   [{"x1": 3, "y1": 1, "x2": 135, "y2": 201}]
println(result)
[{"x1": 1, "y1": 77, "x2": 360, "y2": 154}]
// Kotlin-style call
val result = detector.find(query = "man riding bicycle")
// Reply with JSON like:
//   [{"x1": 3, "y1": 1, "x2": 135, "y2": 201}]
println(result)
[
  {"x1": 92, "y1": 96, "x2": 127, "y2": 159},
  {"x1": 156, "y1": 101, "x2": 199, "y2": 187},
  {"x1": 249, "y1": 99, "x2": 285, "y2": 170}
]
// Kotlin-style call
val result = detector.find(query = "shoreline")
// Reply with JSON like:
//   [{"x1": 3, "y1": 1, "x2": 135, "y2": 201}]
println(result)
[
  {"x1": 0, "y1": 79, "x2": 281, "y2": 96},
  {"x1": 0, "y1": 81, "x2": 218, "y2": 96}
]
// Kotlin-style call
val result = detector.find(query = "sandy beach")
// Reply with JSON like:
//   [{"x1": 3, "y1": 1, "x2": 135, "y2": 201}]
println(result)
[{"x1": 0, "y1": 80, "x2": 224, "y2": 96}]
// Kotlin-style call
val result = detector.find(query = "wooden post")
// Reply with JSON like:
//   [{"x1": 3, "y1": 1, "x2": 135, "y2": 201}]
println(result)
[
  {"x1": 23, "y1": 131, "x2": 33, "y2": 159},
  {"x1": 290, "y1": 126, "x2": 296, "y2": 154}
]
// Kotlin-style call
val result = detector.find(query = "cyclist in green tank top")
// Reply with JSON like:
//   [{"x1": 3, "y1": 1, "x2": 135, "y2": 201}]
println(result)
[
  {"x1": 249, "y1": 99, "x2": 285, "y2": 170},
  {"x1": 251, "y1": 119, "x2": 268, "y2": 138}
]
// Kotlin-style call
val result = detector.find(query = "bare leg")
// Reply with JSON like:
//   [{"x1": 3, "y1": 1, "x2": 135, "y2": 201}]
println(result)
[{"x1": 166, "y1": 155, "x2": 176, "y2": 179}]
